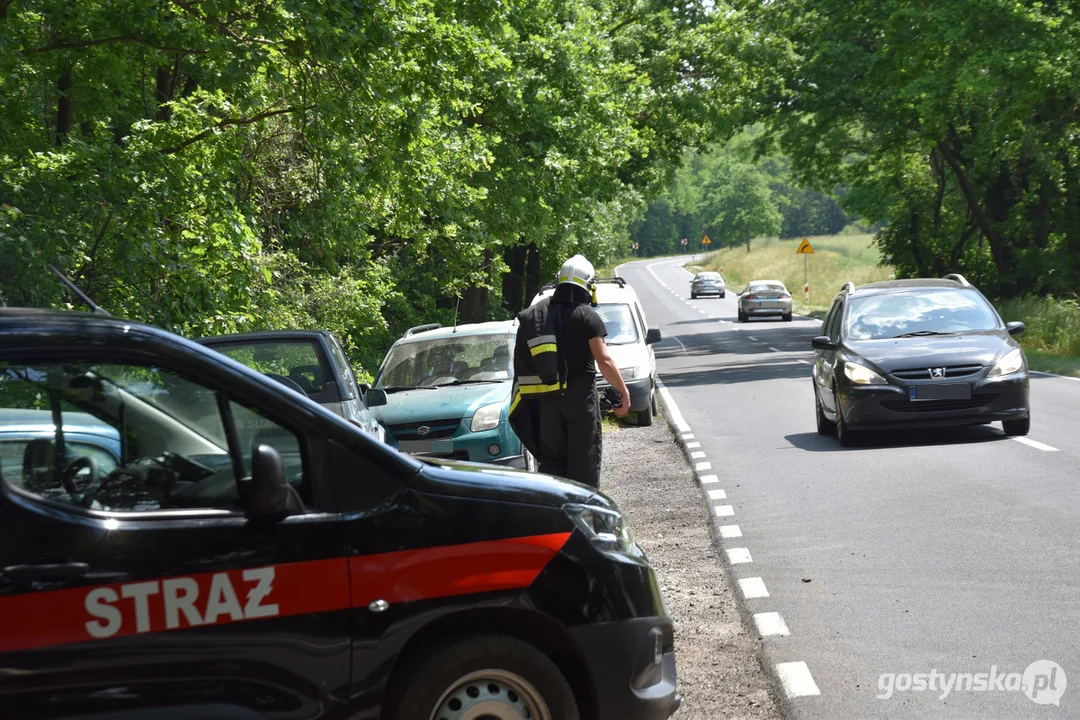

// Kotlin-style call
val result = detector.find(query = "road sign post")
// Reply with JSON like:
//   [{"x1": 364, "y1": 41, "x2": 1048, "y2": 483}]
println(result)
[
  {"x1": 680, "y1": 238, "x2": 688, "y2": 254},
  {"x1": 632, "y1": 242, "x2": 639, "y2": 257},
  {"x1": 795, "y1": 238, "x2": 814, "y2": 303}
]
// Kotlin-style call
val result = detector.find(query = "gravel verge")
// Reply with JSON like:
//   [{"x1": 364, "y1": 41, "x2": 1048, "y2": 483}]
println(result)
[{"x1": 600, "y1": 418, "x2": 781, "y2": 719}]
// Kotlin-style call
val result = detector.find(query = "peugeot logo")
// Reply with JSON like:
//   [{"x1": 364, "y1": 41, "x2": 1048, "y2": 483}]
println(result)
[
  {"x1": 417, "y1": 426, "x2": 431, "y2": 436},
  {"x1": 930, "y1": 367, "x2": 945, "y2": 379}
]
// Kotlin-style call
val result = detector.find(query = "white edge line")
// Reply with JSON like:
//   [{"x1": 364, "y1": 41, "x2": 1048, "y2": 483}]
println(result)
[
  {"x1": 686, "y1": 441, "x2": 701, "y2": 448},
  {"x1": 719, "y1": 524, "x2": 742, "y2": 538},
  {"x1": 1012, "y1": 436, "x2": 1059, "y2": 452},
  {"x1": 739, "y1": 577, "x2": 769, "y2": 599},
  {"x1": 726, "y1": 547, "x2": 752, "y2": 564},
  {"x1": 1031, "y1": 370, "x2": 1080, "y2": 383},
  {"x1": 690, "y1": 451, "x2": 706, "y2": 459},
  {"x1": 707, "y1": 488, "x2": 727, "y2": 500},
  {"x1": 695, "y1": 461, "x2": 712, "y2": 471},
  {"x1": 776, "y1": 661, "x2": 821, "y2": 697},
  {"x1": 699, "y1": 474, "x2": 720, "y2": 484},
  {"x1": 714, "y1": 504, "x2": 734, "y2": 517},
  {"x1": 753, "y1": 612, "x2": 791, "y2": 637},
  {"x1": 656, "y1": 379, "x2": 690, "y2": 434}
]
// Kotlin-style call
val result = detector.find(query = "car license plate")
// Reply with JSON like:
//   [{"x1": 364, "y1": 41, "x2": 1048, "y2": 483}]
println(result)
[
  {"x1": 910, "y1": 383, "x2": 971, "y2": 401},
  {"x1": 397, "y1": 439, "x2": 453, "y2": 454}
]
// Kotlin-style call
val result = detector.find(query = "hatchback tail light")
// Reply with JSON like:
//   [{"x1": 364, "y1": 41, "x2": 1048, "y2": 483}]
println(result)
[
  {"x1": 779, "y1": 293, "x2": 791, "y2": 299},
  {"x1": 745, "y1": 294, "x2": 756, "y2": 300}
]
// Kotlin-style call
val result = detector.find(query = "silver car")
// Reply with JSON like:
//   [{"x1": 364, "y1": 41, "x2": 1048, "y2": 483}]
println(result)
[
  {"x1": 737, "y1": 280, "x2": 793, "y2": 322},
  {"x1": 690, "y1": 271, "x2": 726, "y2": 299}
]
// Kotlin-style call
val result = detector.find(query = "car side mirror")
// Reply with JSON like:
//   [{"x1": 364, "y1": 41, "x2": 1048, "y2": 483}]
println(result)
[
  {"x1": 359, "y1": 383, "x2": 371, "y2": 393},
  {"x1": 1006, "y1": 321, "x2": 1025, "y2": 337},
  {"x1": 645, "y1": 327, "x2": 662, "y2": 345},
  {"x1": 365, "y1": 388, "x2": 388, "y2": 407},
  {"x1": 244, "y1": 444, "x2": 298, "y2": 519},
  {"x1": 811, "y1": 336, "x2": 837, "y2": 350}
]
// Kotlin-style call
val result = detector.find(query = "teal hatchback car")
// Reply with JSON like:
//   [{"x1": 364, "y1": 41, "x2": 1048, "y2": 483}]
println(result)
[{"x1": 370, "y1": 321, "x2": 534, "y2": 469}]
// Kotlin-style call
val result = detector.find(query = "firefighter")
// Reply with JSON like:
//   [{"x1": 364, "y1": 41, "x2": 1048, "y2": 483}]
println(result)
[{"x1": 509, "y1": 254, "x2": 630, "y2": 487}]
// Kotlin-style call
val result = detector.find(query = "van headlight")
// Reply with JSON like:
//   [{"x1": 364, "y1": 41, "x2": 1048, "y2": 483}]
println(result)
[
  {"x1": 620, "y1": 366, "x2": 638, "y2": 379},
  {"x1": 470, "y1": 402, "x2": 502, "y2": 432},
  {"x1": 564, "y1": 504, "x2": 641, "y2": 556},
  {"x1": 988, "y1": 348, "x2": 1025, "y2": 377},
  {"x1": 844, "y1": 361, "x2": 887, "y2": 385}
]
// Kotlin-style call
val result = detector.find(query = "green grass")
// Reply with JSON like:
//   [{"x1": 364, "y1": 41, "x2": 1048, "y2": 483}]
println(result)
[
  {"x1": 996, "y1": 296, "x2": 1080, "y2": 377},
  {"x1": 694, "y1": 234, "x2": 894, "y2": 315}
]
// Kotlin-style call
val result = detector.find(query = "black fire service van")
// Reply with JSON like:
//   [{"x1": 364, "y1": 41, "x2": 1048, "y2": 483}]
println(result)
[{"x1": 0, "y1": 309, "x2": 679, "y2": 720}]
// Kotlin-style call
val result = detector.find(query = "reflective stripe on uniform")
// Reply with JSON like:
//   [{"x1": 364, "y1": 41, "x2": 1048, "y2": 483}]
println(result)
[
  {"x1": 527, "y1": 335, "x2": 557, "y2": 348},
  {"x1": 509, "y1": 378, "x2": 565, "y2": 415},
  {"x1": 529, "y1": 343, "x2": 557, "y2": 356}
]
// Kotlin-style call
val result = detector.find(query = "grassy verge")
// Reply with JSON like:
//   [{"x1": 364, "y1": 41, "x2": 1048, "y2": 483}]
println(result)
[
  {"x1": 694, "y1": 234, "x2": 894, "y2": 315},
  {"x1": 996, "y1": 297, "x2": 1080, "y2": 377}
]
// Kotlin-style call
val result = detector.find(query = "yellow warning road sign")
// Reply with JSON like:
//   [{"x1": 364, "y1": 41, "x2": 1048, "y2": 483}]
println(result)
[
  {"x1": 796, "y1": 238, "x2": 814, "y2": 254},
  {"x1": 702, "y1": 235, "x2": 712, "y2": 246}
]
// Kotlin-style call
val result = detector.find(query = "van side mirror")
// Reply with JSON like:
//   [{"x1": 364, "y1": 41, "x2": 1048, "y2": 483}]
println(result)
[
  {"x1": 645, "y1": 328, "x2": 662, "y2": 345},
  {"x1": 811, "y1": 336, "x2": 837, "y2": 350},
  {"x1": 365, "y1": 388, "x2": 388, "y2": 407},
  {"x1": 1006, "y1": 321, "x2": 1025, "y2": 337},
  {"x1": 244, "y1": 444, "x2": 298, "y2": 518}
]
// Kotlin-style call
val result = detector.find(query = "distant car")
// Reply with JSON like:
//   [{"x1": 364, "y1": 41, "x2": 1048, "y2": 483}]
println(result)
[
  {"x1": 371, "y1": 321, "x2": 534, "y2": 468},
  {"x1": 738, "y1": 280, "x2": 793, "y2": 322},
  {"x1": 197, "y1": 330, "x2": 387, "y2": 443},
  {"x1": 690, "y1": 271, "x2": 725, "y2": 299},
  {"x1": 532, "y1": 278, "x2": 662, "y2": 426},
  {"x1": 811, "y1": 275, "x2": 1030, "y2": 446}
]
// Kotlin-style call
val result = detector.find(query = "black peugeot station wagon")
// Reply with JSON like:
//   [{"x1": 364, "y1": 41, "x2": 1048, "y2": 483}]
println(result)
[
  {"x1": 811, "y1": 275, "x2": 1030, "y2": 446},
  {"x1": 0, "y1": 309, "x2": 679, "y2": 720}
]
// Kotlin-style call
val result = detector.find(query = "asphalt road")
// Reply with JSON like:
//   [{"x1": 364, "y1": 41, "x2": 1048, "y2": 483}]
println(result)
[{"x1": 620, "y1": 255, "x2": 1080, "y2": 718}]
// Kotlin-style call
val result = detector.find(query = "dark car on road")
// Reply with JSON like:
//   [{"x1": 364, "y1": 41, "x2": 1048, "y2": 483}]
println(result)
[
  {"x1": 0, "y1": 309, "x2": 679, "y2": 720},
  {"x1": 811, "y1": 275, "x2": 1030, "y2": 446}
]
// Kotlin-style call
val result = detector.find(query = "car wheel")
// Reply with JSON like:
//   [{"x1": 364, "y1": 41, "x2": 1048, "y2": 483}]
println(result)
[
  {"x1": 737, "y1": 310, "x2": 746, "y2": 322},
  {"x1": 720, "y1": 292, "x2": 725, "y2": 299},
  {"x1": 691, "y1": 293, "x2": 697, "y2": 299},
  {"x1": 386, "y1": 634, "x2": 578, "y2": 720},
  {"x1": 636, "y1": 399, "x2": 654, "y2": 427},
  {"x1": 783, "y1": 312, "x2": 792, "y2": 322},
  {"x1": 1002, "y1": 416, "x2": 1031, "y2": 437},
  {"x1": 833, "y1": 387, "x2": 857, "y2": 447},
  {"x1": 815, "y1": 389, "x2": 835, "y2": 436}
]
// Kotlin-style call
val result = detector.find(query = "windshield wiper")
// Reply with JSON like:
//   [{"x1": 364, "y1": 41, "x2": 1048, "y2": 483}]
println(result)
[
  {"x1": 381, "y1": 385, "x2": 440, "y2": 393},
  {"x1": 892, "y1": 330, "x2": 954, "y2": 338},
  {"x1": 435, "y1": 379, "x2": 504, "y2": 386}
]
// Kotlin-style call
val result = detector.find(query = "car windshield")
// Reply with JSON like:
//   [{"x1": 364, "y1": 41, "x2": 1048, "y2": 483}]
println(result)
[
  {"x1": 844, "y1": 289, "x2": 1001, "y2": 340},
  {"x1": 206, "y1": 340, "x2": 329, "y2": 396},
  {"x1": 596, "y1": 303, "x2": 640, "y2": 345},
  {"x1": 377, "y1": 333, "x2": 514, "y2": 388}
]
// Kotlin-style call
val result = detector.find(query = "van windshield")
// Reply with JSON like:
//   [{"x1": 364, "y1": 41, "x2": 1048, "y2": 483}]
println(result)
[{"x1": 596, "y1": 304, "x2": 639, "y2": 345}]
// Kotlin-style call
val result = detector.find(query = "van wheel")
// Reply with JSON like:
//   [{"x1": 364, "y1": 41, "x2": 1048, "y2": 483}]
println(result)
[
  {"x1": 636, "y1": 401, "x2": 654, "y2": 427},
  {"x1": 651, "y1": 387, "x2": 659, "y2": 415},
  {"x1": 387, "y1": 634, "x2": 578, "y2": 720}
]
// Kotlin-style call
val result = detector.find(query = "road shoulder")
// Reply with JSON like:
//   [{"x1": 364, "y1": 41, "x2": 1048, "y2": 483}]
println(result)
[{"x1": 600, "y1": 418, "x2": 780, "y2": 719}]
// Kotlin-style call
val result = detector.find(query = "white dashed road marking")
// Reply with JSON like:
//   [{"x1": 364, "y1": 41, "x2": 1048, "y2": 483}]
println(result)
[
  {"x1": 686, "y1": 441, "x2": 701, "y2": 448},
  {"x1": 696, "y1": 461, "x2": 712, "y2": 471},
  {"x1": 768, "y1": 346, "x2": 780, "y2": 352},
  {"x1": 699, "y1": 474, "x2": 719, "y2": 484},
  {"x1": 727, "y1": 548, "x2": 752, "y2": 564},
  {"x1": 754, "y1": 612, "x2": 791, "y2": 637},
  {"x1": 682, "y1": 433, "x2": 695, "y2": 440},
  {"x1": 1012, "y1": 437, "x2": 1059, "y2": 452},
  {"x1": 707, "y1": 488, "x2": 727, "y2": 500},
  {"x1": 690, "y1": 451, "x2": 706, "y2": 459},
  {"x1": 776, "y1": 661, "x2": 821, "y2": 698},
  {"x1": 739, "y1": 577, "x2": 769, "y2": 599},
  {"x1": 719, "y1": 524, "x2": 742, "y2": 538},
  {"x1": 714, "y1": 505, "x2": 734, "y2": 517},
  {"x1": 748, "y1": 336, "x2": 758, "y2": 341}
]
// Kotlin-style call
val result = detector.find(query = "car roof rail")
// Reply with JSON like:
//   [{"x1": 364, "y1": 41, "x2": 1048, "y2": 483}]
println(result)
[
  {"x1": 840, "y1": 281, "x2": 856, "y2": 294},
  {"x1": 594, "y1": 276, "x2": 626, "y2": 288},
  {"x1": 404, "y1": 323, "x2": 442, "y2": 337},
  {"x1": 943, "y1": 273, "x2": 971, "y2": 287}
]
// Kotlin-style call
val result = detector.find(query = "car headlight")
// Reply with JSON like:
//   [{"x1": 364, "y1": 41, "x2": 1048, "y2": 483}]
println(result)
[
  {"x1": 988, "y1": 348, "x2": 1025, "y2": 377},
  {"x1": 564, "y1": 504, "x2": 640, "y2": 556},
  {"x1": 844, "y1": 361, "x2": 887, "y2": 385},
  {"x1": 620, "y1": 366, "x2": 646, "y2": 380},
  {"x1": 470, "y1": 402, "x2": 502, "y2": 432}
]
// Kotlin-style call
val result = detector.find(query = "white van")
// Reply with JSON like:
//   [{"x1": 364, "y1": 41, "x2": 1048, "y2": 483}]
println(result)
[{"x1": 531, "y1": 278, "x2": 662, "y2": 426}]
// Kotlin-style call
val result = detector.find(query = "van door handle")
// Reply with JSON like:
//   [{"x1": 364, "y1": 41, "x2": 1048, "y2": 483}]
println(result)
[{"x1": 2, "y1": 562, "x2": 90, "y2": 583}]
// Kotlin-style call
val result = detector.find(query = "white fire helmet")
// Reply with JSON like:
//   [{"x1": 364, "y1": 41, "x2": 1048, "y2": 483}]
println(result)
[{"x1": 557, "y1": 254, "x2": 596, "y2": 290}]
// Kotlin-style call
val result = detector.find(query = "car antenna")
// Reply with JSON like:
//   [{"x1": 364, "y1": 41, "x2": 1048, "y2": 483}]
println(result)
[{"x1": 48, "y1": 265, "x2": 111, "y2": 316}]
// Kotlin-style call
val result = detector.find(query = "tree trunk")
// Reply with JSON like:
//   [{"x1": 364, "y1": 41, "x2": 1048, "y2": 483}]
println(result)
[
  {"x1": 55, "y1": 65, "x2": 74, "y2": 145},
  {"x1": 745, "y1": 235, "x2": 751, "y2": 253},
  {"x1": 525, "y1": 242, "x2": 541, "y2": 303},
  {"x1": 502, "y1": 244, "x2": 526, "y2": 312},
  {"x1": 460, "y1": 249, "x2": 494, "y2": 324},
  {"x1": 155, "y1": 65, "x2": 175, "y2": 121}
]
